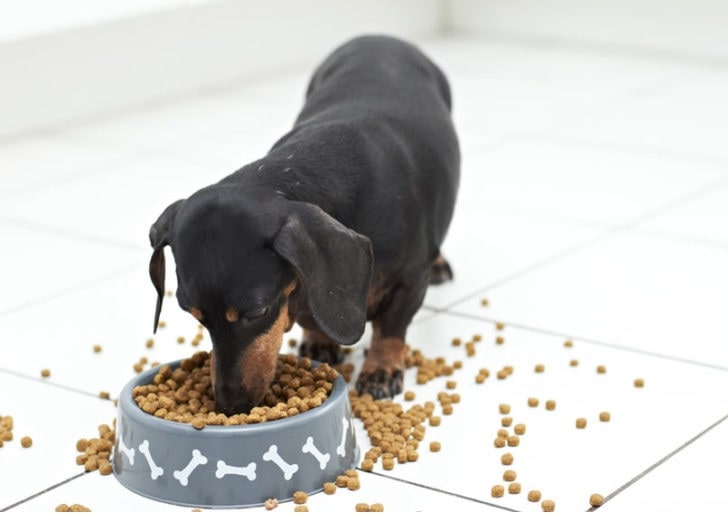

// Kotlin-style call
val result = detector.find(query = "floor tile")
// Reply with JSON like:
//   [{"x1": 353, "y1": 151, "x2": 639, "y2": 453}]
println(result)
[
  {"x1": 373, "y1": 313, "x2": 728, "y2": 512},
  {"x1": 0, "y1": 373, "x2": 117, "y2": 510},
  {"x1": 449, "y1": 231, "x2": 728, "y2": 368}
]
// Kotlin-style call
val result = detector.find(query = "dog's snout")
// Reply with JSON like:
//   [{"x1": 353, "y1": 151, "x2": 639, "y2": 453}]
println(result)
[{"x1": 213, "y1": 384, "x2": 256, "y2": 417}]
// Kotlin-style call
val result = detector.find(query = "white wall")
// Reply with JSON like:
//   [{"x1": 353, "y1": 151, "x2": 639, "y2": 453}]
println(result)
[{"x1": 0, "y1": 0, "x2": 442, "y2": 139}]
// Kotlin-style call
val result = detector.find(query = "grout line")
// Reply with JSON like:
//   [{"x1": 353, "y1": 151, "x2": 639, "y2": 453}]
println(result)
[
  {"x1": 0, "y1": 215, "x2": 144, "y2": 252},
  {"x1": 359, "y1": 469, "x2": 518, "y2": 512},
  {"x1": 586, "y1": 412, "x2": 728, "y2": 511},
  {"x1": 434, "y1": 309, "x2": 728, "y2": 373},
  {"x1": 0, "y1": 368, "x2": 118, "y2": 401},
  {"x1": 0, "y1": 472, "x2": 87, "y2": 511},
  {"x1": 0, "y1": 262, "x2": 140, "y2": 318}
]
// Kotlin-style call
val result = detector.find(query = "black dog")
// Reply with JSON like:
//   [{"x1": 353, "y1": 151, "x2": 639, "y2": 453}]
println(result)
[{"x1": 149, "y1": 35, "x2": 459, "y2": 416}]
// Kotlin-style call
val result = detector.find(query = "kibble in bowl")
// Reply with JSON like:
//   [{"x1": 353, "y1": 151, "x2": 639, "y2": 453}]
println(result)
[{"x1": 113, "y1": 353, "x2": 359, "y2": 509}]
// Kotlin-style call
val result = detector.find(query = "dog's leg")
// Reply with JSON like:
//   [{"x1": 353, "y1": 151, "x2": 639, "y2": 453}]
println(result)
[
  {"x1": 298, "y1": 328, "x2": 345, "y2": 365},
  {"x1": 429, "y1": 254, "x2": 454, "y2": 285},
  {"x1": 356, "y1": 280, "x2": 427, "y2": 399}
]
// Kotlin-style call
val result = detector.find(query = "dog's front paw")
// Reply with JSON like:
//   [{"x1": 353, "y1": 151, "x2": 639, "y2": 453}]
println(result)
[
  {"x1": 298, "y1": 340, "x2": 345, "y2": 365},
  {"x1": 355, "y1": 368, "x2": 404, "y2": 400}
]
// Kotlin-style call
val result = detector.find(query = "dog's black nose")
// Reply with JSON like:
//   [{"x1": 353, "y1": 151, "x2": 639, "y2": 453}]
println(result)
[{"x1": 213, "y1": 385, "x2": 256, "y2": 416}]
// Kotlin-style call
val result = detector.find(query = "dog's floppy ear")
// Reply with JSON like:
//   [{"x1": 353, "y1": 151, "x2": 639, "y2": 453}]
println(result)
[
  {"x1": 273, "y1": 203, "x2": 373, "y2": 345},
  {"x1": 149, "y1": 200, "x2": 184, "y2": 333}
]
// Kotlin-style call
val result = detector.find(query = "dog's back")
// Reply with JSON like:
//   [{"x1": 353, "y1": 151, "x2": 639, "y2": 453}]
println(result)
[{"x1": 266, "y1": 35, "x2": 460, "y2": 276}]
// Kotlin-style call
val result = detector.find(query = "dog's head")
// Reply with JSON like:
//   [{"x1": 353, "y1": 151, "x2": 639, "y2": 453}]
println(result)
[{"x1": 148, "y1": 185, "x2": 372, "y2": 415}]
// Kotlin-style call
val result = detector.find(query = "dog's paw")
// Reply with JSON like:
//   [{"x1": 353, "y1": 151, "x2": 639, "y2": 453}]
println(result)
[
  {"x1": 298, "y1": 340, "x2": 345, "y2": 365},
  {"x1": 429, "y1": 255, "x2": 453, "y2": 285},
  {"x1": 355, "y1": 368, "x2": 404, "y2": 399}
]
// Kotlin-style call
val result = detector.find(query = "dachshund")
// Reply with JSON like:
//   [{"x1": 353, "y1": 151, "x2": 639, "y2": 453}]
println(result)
[{"x1": 148, "y1": 35, "x2": 459, "y2": 416}]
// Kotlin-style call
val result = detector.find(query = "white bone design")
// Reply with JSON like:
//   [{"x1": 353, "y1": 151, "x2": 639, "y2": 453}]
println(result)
[
  {"x1": 215, "y1": 460, "x2": 257, "y2": 481},
  {"x1": 138, "y1": 440, "x2": 163, "y2": 479},
  {"x1": 301, "y1": 436, "x2": 330, "y2": 470},
  {"x1": 336, "y1": 417, "x2": 349, "y2": 457},
  {"x1": 173, "y1": 449, "x2": 207, "y2": 486},
  {"x1": 117, "y1": 435, "x2": 135, "y2": 466},
  {"x1": 262, "y1": 444, "x2": 299, "y2": 480}
]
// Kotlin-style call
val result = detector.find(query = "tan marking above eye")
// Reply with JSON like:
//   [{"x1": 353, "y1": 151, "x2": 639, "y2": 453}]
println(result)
[
  {"x1": 189, "y1": 308, "x2": 203, "y2": 321},
  {"x1": 225, "y1": 307, "x2": 239, "y2": 323}
]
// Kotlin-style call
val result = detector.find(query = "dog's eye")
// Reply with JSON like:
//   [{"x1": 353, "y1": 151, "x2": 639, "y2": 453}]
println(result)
[{"x1": 243, "y1": 306, "x2": 269, "y2": 322}]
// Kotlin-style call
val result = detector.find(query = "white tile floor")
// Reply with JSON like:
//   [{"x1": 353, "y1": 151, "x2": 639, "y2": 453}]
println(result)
[{"x1": 1, "y1": 33, "x2": 727, "y2": 512}]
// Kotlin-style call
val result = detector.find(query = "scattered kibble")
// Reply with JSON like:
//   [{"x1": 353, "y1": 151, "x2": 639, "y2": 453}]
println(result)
[
  {"x1": 491, "y1": 485, "x2": 505, "y2": 498},
  {"x1": 322, "y1": 482, "x2": 337, "y2": 495},
  {"x1": 634, "y1": 378, "x2": 645, "y2": 388},
  {"x1": 503, "y1": 470, "x2": 517, "y2": 481},
  {"x1": 507, "y1": 435, "x2": 520, "y2": 447},
  {"x1": 596, "y1": 365, "x2": 607, "y2": 374},
  {"x1": 55, "y1": 504, "x2": 91, "y2": 512},
  {"x1": 495, "y1": 336, "x2": 505, "y2": 345},
  {"x1": 569, "y1": 359, "x2": 579, "y2": 367},
  {"x1": 514, "y1": 424, "x2": 526, "y2": 435},
  {"x1": 92, "y1": 344, "x2": 102, "y2": 353},
  {"x1": 576, "y1": 418, "x2": 587, "y2": 429},
  {"x1": 545, "y1": 400, "x2": 556, "y2": 411},
  {"x1": 20, "y1": 436, "x2": 32, "y2": 448},
  {"x1": 501, "y1": 416, "x2": 513, "y2": 427},
  {"x1": 404, "y1": 391, "x2": 416, "y2": 401},
  {"x1": 264, "y1": 498, "x2": 278, "y2": 510},
  {"x1": 293, "y1": 506, "x2": 308, "y2": 512},
  {"x1": 355, "y1": 503, "x2": 370, "y2": 512},
  {"x1": 494, "y1": 437, "x2": 506, "y2": 448},
  {"x1": 429, "y1": 441, "x2": 441, "y2": 452},
  {"x1": 445, "y1": 380, "x2": 457, "y2": 389},
  {"x1": 590, "y1": 493, "x2": 605, "y2": 507},
  {"x1": 541, "y1": 499, "x2": 555, "y2": 512},
  {"x1": 292, "y1": 491, "x2": 307, "y2": 504},
  {"x1": 508, "y1": 482, "x2": 521, "y2": 494},
  {"x1": 370, "y1": 503, "x2": 384, "y2": 512},
  {"x1": 564, "y1": 340, "x2": 573, "y2": 348},
  {"x1": 528, "y1": 397, "x2": 539, "y2": 407},
  {"x1": 599, "y1": 411, "x2": 611, "y2": 422},
  {"x1": 528, "y1": 490, "x2": 542, "y2": 502},
  {"x1": 495, "y1": 322, "x2": 505, "y2": 330},
  {"x1": 501, "y1": 453, "x2": 514, "y2": 465},
  {"x1": 534, "y1": 364, "x2": 545, "y2": 373},
  {"x1": 499, "y1": 404, "x2": 511, "y2": 414},
  {"x1": 41, "y1": 369, "x2": 51, "y2": 378}
]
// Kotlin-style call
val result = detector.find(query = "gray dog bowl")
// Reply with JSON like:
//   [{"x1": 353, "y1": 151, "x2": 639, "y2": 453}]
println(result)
[{"x1": 113, "y1": 358, "x2": 359, "y2": 508}]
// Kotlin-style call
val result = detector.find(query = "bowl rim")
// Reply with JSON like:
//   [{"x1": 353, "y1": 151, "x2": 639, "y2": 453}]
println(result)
[{"x1": 118, "y1": 356, "x2": 349, "y2": 438}]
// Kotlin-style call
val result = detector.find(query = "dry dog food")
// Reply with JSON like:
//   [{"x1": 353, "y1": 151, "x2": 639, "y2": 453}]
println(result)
[
  {"x1": 534, "y1": 364, "x2": 545, "y2": 373},
  {"x1": 590, "y1": 493, "x2": 605, "y2": 506},
  {"x1": 145, "y1": 338, "x2": 154, "y2": 349},
  {"x1": 528, "y1": 397, "x2": 539, "y2": 408},
  {"x1": 404, "y1": 391, "x2": 416, "y2": 401},
  {"x1": 429, "y1": 441, "x2": 441, "y2": 452},
  {"x1": 55, "y1": 504, "x2": 91, "y2": 512},
  {"x1": 501, "y1": 416, "x2": 512, "y2": 427},
  {"x1": 499, "y1": 404, "x2": 511, "y2": 415},
  {"x1": 20, "y1": 436, "x2": 32, "y2": 448},
  {"x1": 429, "y1": 416, "x2": 441, "y2": 427},
  {"x1": 495, "y1": 322, "x2": 505, "y2": 330},
  {"x1": 507, "y1": 435, "x2": 520, "y2": 447},
  {"x1": 75, "y1": 423, "x2": 115, "y2": 475},
  {"x1": 599, "y1": 411, "x2": 611, "y2": 422},
  {"x1": 41, "y1": 369, "x2": 51, "y2": 378},
  {"x1": 355, "y1": 503, "x2": 370, "y2": 512},
  {"x1": 494, "y1": 437, "x2": 506, "y2": 448},
  {"x1": 503, "y1": 470, "x2": 517, "y2": 481},
  {"x1": 292, "y1": 491, "x2": 307, "y2": 504},
  {"x1": 596, "y1": 365, "x2": 607, "y2": 374},
  {"x1": 370, "y1": 503, "x2": 384, "y2": 512},
  {"x1": 634, "y1": 378, "x2": 645, "y2": 388},
  {"x1": 451, "y1": 337, "x2": 462, "y2": 346},
  {"x1": 569, "y1": 359, "x2": 579, "y2": 367},
  {"x1": 495, "y1": 336, "x2": 505, "y2": 345},
  {"x1": 514, "y1": 424, "x2": 526, "y2": 435},
  {"x1": 545, "y1": 400, "x2": 556, "y2": 411},
  {"x1": 322, "y1": 482, "x2": 337, "y2": 495},
  {"x1": 445, "y1": 380, "x2": 457, "y2": 389},
  {"x1": 347, "y1": 477, "x2": 361, "y2": 491},
  {"x1": 264, "y1": 498, "x2": 278, "y2": 510},
  {"x1": 508, "y1": 482, "x2": 521, "y2": 494},
  {"x1": 293, "y1": 506, "x2": 308, "y2": 512},
  {"x1": 132, "y1": 352, "x2": 336, "y2": 428},
  {"x1": 564, "y1": 340, "x2": 573, "y2": 348},
  {"x1": 528, "y1": 490, "x2": 542, "y2": 502},
  {"x1": 481, "y1": 298, "x2": 489, "y2": 306},
  {"x1": 93, "y1": 344, "x2": 102, "y2": 353},
  {"x1": 576, "y1": 418, "x2": 587, "y2": 429},
  {"x1": 541, "y1": 499, "x2": 555, "y2": 512},
  {"x1": 491, "y1": 485, "x2": 505, "y2": 498}
]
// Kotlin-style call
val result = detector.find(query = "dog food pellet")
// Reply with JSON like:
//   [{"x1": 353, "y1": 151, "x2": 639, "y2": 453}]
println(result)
[
  {"x1": 98, "y1": 391, "x2": 110, "y2": 400},
  {"x1": 491, "y1": 485, "x2": 505, "y2": 498},
  {"x1": 472, "y1": 334, "x2": 482, "y2": 342},
  {"x1": 347, "y1": 477, "x2": 361, "y2": 491},
  {"x1": 501, "y1": 453, "x2": 514, "y2": 465},
  {"x1": 503, "y1": 469, "x2": 517, "y2": 481},
  {"x1": 528, "y1": 397, "x2": 539, "y2": 407},
  {"x1": 597, "y1": 365, "x2": 607, "y2": 374},
  {"x1": 475, "y1": 373, "x2": 487, "y2": 384},
  {"x1": 442, "y1": 404, "x2": 453, "y2": 415},
  {"x1": 288, "y1": 338, "x2": 297, "y2": 348},
  {"x1": 445, "y1": 380, "x2": 457, "y2": 389},
  {"x1": 496, "y1": 370, "x2": 508, "y2": 380},
  {"x1": 404, "y1": 391, "x2": 416, "y2": 401},
  {"x1": 501, "y1": 416, "x2": 513, "y2": 427},
  {"x1": 20, "y1": 436, "x2": 32, "y2": 448},
  {"x1": 545, "y1": 400, "x2": 556, "y2": 410},
  {"x1": 429, "y1": 416, "x2": 441, "y2": 427},
  {"x1": 55, "y1": 504, "x2": 91, "y2": 512},
  {"x1": 576, "y1": 418, "x2": 587, "y2": 429},
  {"x1": 360, "y1": 458, "x2": 374, "y2": 472},
  {"x1": 495, "y1": 322, "x2": 505, "y2": 330},
  {"x1": 177, "y1": 336, "x2": 186, "y2": 344},
  {"x1": 264, "y1": 498, "x2": 278, "y2": 510},
  {"x1": 499, "y1": 403, "x2": 511, "y2": 414},
  {"x1": 481, "y1": 298, "x2": 489, "y2": 306},
  {"x1": 634, "y1": 378, "x2": 645, "y2": 388},
  {"x1": 41, "y1": 369, "x2": 51, "y2": 378},
  {"x1": 497, "y1": 429, "x2": 509, "y2": 439},
  {"x1": 322, "y1": 482, "x2": 337, "y2": 495},
  {"x1": 292, "y1": 491, "x2": 307, "y2": 504},
  {"x1": 355, "y1": 503, "x2": 370, "y2": 512},
  {"x1": 564, "y1": 340, "x2": 573, "y2": 348},
  {"x1": 429, "y1": 441, "x2": 441, "y2": 452},
  {"x1": 534, "y1": 364, "x2": 545, "y2": 373},
  {"x1": 382, "y1": 457, "x2": 395, "y2": 470},
  {"x1": 508, "y1": 482, "x2": 521, "y2": 494},
  {"x1": 507, "y1": 435, "x2": 520, "y2": 447},
  {"x1": 451, "y1": 337, "x2": 462, "y2": 346},
  {"x1": 370, "y1": 503, "x2": 384, "y2": 512},
  {"x1": 541, "y1": 499, "x2": 555, "y2": 512},
  {"x1": 293, "y1": 506, "x2": 308, "y2": 512},
  {"x1": 495, "y1": 336, "x2": 505, "y2": 345},
  {"x1": 528, "y1": 490, "x2": 542, "y2": 502},
  {"x1": 99, "y1": 461, "x2": 112, "y2": 475},
  {"x1": 335, "y1": 475, "x2": 349, "y2": 487},
  {"x1": 599, "y1": 411, "x2": 611, "y2": 422},
  {"x1": 92, "y1": 344, "x2": 102, "y2": 353},
  {"x1": 145, "y1": 338, "x2": 154, "y2": 348},
  {"x1": 514, "y1": 424, "x2": 526, "y2": 435},
  {"x1": 590, "y1": 493, "x2": 605, "y2": 506},
  {"x1": 569, "y1": 359, "x2": 579, "y2": 367},
  {"x1": 494, "y1": 437, "x2": 506, "y2": 448},
  {"x1": 158, "y1": 320, "x2": 167, "y2": 328}
]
